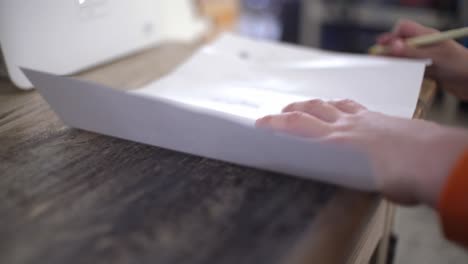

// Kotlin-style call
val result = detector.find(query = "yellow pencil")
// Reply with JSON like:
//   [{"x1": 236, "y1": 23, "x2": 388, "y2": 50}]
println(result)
[{"x1": 369, "y1": 27, "x2": 468, "y2": 55}]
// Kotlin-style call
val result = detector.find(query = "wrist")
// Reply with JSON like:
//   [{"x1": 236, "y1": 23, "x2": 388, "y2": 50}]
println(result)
[{"x1": 415, "y1": 127, "x2": 468, "y2": 208}]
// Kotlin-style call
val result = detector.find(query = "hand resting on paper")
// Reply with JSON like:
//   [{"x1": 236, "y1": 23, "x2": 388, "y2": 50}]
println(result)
[
  {"x1": 377, "y1": 19, "x2": 468, "y2": 99},
  {"x1": 255, "y1": 20, "x2": 468, "y2": 249},
  {"x1": 255, "y1": 99, "x2": 468, "y2": 208}
]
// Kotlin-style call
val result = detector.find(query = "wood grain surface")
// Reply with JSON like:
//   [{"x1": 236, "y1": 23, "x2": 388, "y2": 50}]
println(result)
[{"x1": 0, "y1": 43, "x2": 436, "y2": 264}]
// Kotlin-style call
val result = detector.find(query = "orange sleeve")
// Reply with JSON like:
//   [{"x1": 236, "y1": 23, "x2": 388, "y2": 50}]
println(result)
[{"x1": 438, "y1": 149, "x2": 468, "y2": 249}]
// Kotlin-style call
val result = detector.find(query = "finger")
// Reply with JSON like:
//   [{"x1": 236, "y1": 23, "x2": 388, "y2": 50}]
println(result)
[
  {"x1": 388, "y1": 39, "x2": 433, "y2": 59},
  {"x1": 282, "y1": 99, "x2": 341, "y2": 123},
  {"x1": 328, "y1": 99, "x2": 367, "y2": 114},
  {"x1": 378, "y1": 20, "x2": 438, "y2": 56},
  {"x1": 376, "y1": 32, "x2": 397, "y2": 45},
  {"x1": 393, "y1": 19, "x2": 438, "y2": 38},
  {"x1": 256, "y1": 111, "x2": 331, "y2": 138}
]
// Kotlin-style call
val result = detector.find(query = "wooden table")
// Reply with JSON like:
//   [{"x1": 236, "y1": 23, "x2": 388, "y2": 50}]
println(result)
[{"x1": 0, "y1": 43, "x2": 435, "y2": 264}]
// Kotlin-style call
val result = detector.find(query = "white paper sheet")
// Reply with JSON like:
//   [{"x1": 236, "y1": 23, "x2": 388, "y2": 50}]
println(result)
[
  {"x1": 135, "y1": 34, "x2": 426, "y2": 120},
  {"x1": 22, "y1": 34, "x2": 426, "y2": 191}
]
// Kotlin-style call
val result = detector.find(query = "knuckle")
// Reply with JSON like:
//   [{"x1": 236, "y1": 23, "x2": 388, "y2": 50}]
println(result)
[
  {"x1": 282, "y1": 102, "x2": 296, "y2": 112},
  {"x1": 304, "y1": 99, "x2": 324, "y2": 110},
  {"x1": 305, "y1": 99, "x2": 324, "y2": 107},
  {"x1": 336, "y1": 99, "x2": 366, "y2": 111},
  {"x1": 334, "y1": 99, "x2": 350, "y2": 108},
  {"x1": 340, "y1": 99, "x2": 357, "y2": 105},
  {"x1": 285, "y1": 111, "x2": 306, "y2": 124}
]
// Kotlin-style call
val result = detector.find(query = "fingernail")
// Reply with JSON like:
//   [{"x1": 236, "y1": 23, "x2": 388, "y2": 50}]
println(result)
[{"x1": 391, "y1": 40, "x2": 405, "y2": 54}]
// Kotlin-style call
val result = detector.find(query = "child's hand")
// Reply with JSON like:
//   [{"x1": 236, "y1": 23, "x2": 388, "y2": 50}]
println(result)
[
  {"x1": 377, "y1": 19, "x2": 468, "y2": 99},
  {"x1": 256, "y1": 99, "x2": 468, "y2": 207}
]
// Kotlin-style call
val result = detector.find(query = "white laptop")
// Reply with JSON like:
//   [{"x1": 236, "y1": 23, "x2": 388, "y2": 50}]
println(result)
[{"x1": 0, "y1": 0, "x2": 207, "y2": 89}]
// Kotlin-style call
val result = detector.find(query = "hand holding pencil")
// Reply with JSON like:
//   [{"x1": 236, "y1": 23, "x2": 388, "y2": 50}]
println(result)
[
  {"x1": 370, "y1": 27, "x2": 468, "y2": 55},
  {"x1": 372, "y1": 19, "x2": 468, "y2": 100}
]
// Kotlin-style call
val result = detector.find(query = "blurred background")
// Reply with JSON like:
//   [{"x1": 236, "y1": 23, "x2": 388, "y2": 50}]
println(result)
[
  {"x1": 195, "y1": 0, "x2": 468, "y2": 263},
  {"x1": 196, "y1": 0, "x2": 467, "y2": 51}
]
